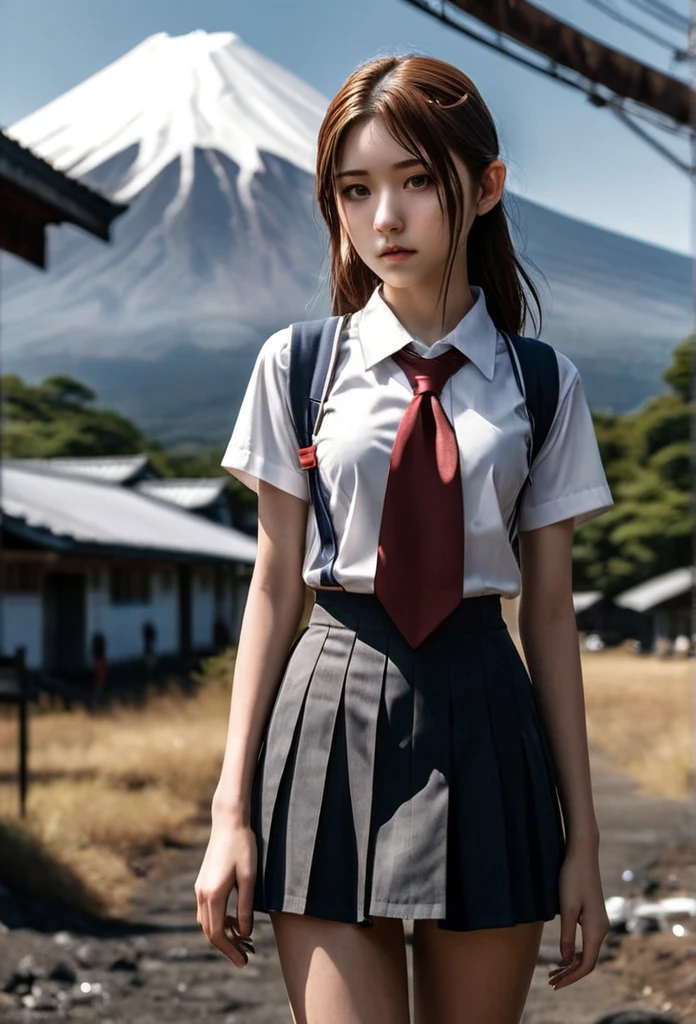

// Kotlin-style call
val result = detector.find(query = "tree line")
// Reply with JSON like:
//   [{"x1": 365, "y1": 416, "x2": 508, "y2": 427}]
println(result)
[
  {"x1": 2, "y1": 333, "x2": 691, "y2": 596},
  {"x1": 573, "y1": 335, "x2": 691, "y2": 595}
]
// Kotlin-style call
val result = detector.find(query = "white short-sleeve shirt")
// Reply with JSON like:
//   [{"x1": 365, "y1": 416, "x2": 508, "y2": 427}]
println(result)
[{"x1": 222, "y1": 283, "x2": 614, "y2": 597}]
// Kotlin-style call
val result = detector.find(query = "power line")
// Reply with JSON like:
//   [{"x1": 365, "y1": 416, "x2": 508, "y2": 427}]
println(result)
[
  {"x1": 579, "y1": 0, "x2": 685, "y2": 51},
  {"x1": 608, "y1": 102, "x2": 691, "y2": 172},
  {"x1": 619, "y1": 0, "x2": 689, "y2": 33},
  {"x1": 400, "y1": 0, "x2": 692, "y2": 175}
]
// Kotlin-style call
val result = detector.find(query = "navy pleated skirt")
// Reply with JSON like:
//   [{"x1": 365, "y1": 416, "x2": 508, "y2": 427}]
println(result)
[{"x1": 250, "y1": 590, "x2": 566, "y2": 932}]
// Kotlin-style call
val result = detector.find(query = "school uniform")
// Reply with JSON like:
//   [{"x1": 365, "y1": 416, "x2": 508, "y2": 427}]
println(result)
[{"x1": 221, "y1": 282, "x2": 614, "y2": 931}]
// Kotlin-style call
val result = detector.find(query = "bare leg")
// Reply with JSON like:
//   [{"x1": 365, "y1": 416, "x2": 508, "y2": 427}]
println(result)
[
  {"x1": 412, "y1": 919, "x2": 544, "y2": 1024},
  {"x1": 270, "y1": 911, "x2": 411, "y2": 1024}
]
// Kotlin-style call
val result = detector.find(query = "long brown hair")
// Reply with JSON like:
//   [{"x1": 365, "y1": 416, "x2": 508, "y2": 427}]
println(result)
[{"x1": 315, "y1": 54, "x2": 543, "y2": 338}]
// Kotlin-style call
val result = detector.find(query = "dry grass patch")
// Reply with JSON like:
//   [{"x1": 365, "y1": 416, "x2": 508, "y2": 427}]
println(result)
[
  {"x1": 0, "y1": 660, "x2": 235, "y2": 917},
  {"x1": 580, "y1": 649, "x2": 693, "y2": 801}
]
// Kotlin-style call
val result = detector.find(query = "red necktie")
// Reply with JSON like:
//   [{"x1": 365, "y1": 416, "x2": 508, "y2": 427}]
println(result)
[{"x1": 374, "y1": 344, "x2": 469, "y2": 648}]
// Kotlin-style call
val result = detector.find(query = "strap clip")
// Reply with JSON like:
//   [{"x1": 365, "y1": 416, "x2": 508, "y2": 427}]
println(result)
[{"x1": 298, "y1": 445, "x2": 318, "y2": 470}]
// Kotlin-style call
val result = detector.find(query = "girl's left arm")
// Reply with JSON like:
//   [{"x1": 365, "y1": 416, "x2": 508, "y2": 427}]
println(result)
[
  {"x1": 518, "y1": 516, "x2": 611, "y2": 990},
  {"x1": 518, "y1": 516, "x2": 598, "y2": 848}
]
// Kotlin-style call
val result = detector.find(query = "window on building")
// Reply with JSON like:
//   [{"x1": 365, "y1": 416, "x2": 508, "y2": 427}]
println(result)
[
  {"x1": 2, "y1": 563, "x2": 41, "y2": 594},
  {"x1": 109, "y1": 566, "x2": 151, "y2": 605}
]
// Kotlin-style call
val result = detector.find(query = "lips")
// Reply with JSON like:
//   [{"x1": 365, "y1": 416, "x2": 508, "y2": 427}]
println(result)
[{"x1": 380, "y1": 247, "x2": 415, "y2": 256}]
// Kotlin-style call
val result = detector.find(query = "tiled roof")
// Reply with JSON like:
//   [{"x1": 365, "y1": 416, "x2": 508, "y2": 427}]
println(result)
[
  {"x1": 1, "y1": 462, "x2": 256, "y2": 564},
  {"x1": 0, "y1": 129, "x2": 127, "y2": 240},
  {"x1": 614, "y1": 567, "x2": 693, "y2": 613}
]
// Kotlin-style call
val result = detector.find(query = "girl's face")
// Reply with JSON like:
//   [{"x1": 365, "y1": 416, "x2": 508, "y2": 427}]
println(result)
[{"x1": 334, "y1": 115, "x2": 479, "y2": 295}]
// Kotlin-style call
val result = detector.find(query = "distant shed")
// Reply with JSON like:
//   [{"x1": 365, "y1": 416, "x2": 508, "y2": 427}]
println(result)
[
  {"x1": 135, "y1": 477, "x2": 232, "y2": 525},
  {"x1": 8, "y1": 454, "x2": 152, "y2": 486},
  {"x1": 572, "y1": 589, "x2": 639, "y2": 645},
  {"x1": 614, "y1": 567, "x2": 693, "y2": 649}
]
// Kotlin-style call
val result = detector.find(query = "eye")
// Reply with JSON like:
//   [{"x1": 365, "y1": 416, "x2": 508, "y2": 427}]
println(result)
[
  {"x1": 407, "y1": 173, "x2": 432, "y2": 189},
  {"x1": 341, "y1": 183, "x2": 370, "y2": 199}
]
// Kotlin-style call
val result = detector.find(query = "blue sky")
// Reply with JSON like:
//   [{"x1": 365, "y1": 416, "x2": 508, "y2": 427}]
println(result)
[{"x1": 0, "y1": 0, "x2": 691, "y2": 254}]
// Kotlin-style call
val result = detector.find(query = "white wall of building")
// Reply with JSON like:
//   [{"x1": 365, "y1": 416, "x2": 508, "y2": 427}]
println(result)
[
  {"x1": 0, "y1": 595, "x2": 43, "y2": 669},
  {"x1": 2, "y1": 558, "x2": 251, "y2": 671},
  {"x1": 86, "y1": 566, "x2": 179, "y2": 662}
]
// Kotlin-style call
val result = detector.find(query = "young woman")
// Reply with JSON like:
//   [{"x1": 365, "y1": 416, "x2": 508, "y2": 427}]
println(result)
[{"x1": 195, "y1": 54, "x2": 614, "y2": 1023}]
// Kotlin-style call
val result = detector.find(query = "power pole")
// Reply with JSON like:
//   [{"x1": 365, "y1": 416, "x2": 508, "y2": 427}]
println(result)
[{"x1": 402, "y1": 0, "x2": 692, "y2": 173}]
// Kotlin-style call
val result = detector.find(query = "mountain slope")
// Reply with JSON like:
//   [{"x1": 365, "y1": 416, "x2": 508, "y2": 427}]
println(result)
[
  {"x1": 0, "y1": 30, "x2": 691, "y2": 444},
  {"x1": 1, "y1": 30, "x2": 329, "y2": 351}
]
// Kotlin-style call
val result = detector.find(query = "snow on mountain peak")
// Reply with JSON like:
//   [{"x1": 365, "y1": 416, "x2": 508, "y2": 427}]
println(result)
[{"x1": 6, "y1": 29, "x2": 329, "y2": 206}]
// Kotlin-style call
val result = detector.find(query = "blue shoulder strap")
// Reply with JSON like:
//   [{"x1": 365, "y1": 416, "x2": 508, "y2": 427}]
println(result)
[
  {"x1": 505, "y1": 333, "x2": 559, "y2": 463},
  {"x1": 287, "y1": 315, "x2": 345, "y2": 588},
  {"x1": 502, "y1": 332, "x2": 560, "y2": 558}
]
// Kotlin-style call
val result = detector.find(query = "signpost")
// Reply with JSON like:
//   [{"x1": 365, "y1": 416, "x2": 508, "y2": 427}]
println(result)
[{"x1": 0, "y1": 647, "x2": 29, "y2": 818}]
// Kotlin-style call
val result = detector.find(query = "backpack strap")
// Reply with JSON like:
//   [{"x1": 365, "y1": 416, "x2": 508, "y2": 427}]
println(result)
[
  {"x1": 501, "y1": 332, "x2": 560, "y2": 560},
  {"x1": 287, "y1": 314, "x2": 347, "y2": 588}
]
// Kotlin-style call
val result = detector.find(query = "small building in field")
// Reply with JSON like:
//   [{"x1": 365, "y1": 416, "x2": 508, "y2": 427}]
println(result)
[
  {"x1": 0, "y1": 460, "x2": 257, "y2": 678},
  {"x1": 134, "y1": 477, "x2": 233, "y2": 525},
  {"x1": 15, "y1": 454, "x2": 153, "y2": 486},
  {"x1": 614, "y1": 567, "x2": 693, "y2": 650},
  {"x1": 572, "y1": 590, "x2": 641, "y2": 646},
  {"x1": 9, "y1": 456, "x2": 243, "y2": 529}
]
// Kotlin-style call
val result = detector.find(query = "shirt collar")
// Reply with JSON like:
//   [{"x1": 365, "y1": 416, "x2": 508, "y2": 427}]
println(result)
[{"x1": 356, "y1": 283, "x2": 498, "y2": 381}]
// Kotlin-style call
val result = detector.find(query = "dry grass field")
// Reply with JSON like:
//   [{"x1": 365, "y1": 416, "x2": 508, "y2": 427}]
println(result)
[
  {"x1": 581, "y1": 647, "x2": 693, "y2": 801},
  {"x1": 0, "y1": 639, "x2": 691, "y2": 920}
]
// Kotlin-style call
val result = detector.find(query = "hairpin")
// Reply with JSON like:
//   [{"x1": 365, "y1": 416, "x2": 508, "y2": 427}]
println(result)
[{"x1": 425, "y1": 92, "x2": 469, "y2": 109}]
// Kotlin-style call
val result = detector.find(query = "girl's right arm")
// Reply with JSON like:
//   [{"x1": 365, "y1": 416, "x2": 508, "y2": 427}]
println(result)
[{"x1": 195, "y1": 479, "x2": 310, "y2": 967}]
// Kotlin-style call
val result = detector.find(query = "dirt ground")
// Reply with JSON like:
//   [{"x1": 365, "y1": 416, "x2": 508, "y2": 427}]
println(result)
[{"x1": 0, "y1": 745, "x2": 693, "y2": 1023}]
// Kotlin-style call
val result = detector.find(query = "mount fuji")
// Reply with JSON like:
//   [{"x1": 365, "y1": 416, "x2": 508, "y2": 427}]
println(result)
[{"x1": 1, "y1": 30, "x2": 691, "y2": 445}]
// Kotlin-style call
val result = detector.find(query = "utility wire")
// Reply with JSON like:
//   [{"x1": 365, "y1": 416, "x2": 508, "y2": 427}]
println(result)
[
  {"x1": 608, "y1": 102, "x2": 691, "y2": 172},
  {"x1": 579, "y1": 0, "x2": 684, "y2": 50},
  {"x1": 619, "y1": 0, "x2": 689, "y2": 33},
  {"x1": 401, "y1": 0, "x2": 692, "y2": 175}
]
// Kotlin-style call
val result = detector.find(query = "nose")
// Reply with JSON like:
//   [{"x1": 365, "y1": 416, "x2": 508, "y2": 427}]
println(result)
[{"x1": 373, "y1": 189, "x2": 404, "y2": 236}]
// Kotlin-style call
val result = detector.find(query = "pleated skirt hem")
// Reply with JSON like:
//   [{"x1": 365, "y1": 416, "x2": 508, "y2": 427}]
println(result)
[
  {"x1": 250, "y1": 591, "x2": 566, "y2": 934},
  {"x1": 255, "y1": 895, "x2": 561, "y2": 932}
]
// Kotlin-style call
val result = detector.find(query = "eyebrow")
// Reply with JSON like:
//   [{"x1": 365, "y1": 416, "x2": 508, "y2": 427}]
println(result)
[{"x1": 334, "y1": 158, "x2": 425, "y2": 179}]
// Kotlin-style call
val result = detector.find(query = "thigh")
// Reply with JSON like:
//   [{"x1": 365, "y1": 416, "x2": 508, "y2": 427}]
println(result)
[
  {"x1": 412, "y1": 919, "x2": 544, "y2": 1024},
  {"x1": 270, "y1": 911, "x2": 410, "y2": 1024}
]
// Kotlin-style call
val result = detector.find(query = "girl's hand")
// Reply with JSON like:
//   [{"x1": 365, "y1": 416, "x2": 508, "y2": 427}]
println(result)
[
  {"x1": 548, "y1": 844, "x2": 611, "y2": 990},
  {"x1": 194, "y1": 819, "x2": 257, "y2": 968}
]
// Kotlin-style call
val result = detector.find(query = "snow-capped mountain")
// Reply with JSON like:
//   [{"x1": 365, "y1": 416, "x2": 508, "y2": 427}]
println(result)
[
  {"x1": 0, "y1": 30, "x2": 692, "y2": 445},
  {"x1": 1, "y1": 30, "x2": 330, "y2": 356}
]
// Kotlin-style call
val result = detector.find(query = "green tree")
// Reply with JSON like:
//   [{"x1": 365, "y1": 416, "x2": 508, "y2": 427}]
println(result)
[
  {"x1": 573, "y1": 334, "x2": 693, "y2": 594},
  {"x1": 1, "y1": 373, "x2": 252, "y2": 522},
  {"x1": 2, "y1": 374, "x2": 162, "y2": 462},
  {"x1": 41, "y1": 375, "x2": 97, "y2": 407}
]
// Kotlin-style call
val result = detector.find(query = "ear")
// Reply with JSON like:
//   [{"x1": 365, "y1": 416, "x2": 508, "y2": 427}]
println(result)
[{"x1": 476, "y1": 160, "x2": 506, "y2": 217}]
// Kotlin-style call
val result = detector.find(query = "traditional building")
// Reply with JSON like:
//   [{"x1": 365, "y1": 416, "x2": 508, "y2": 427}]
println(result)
[
  {"x1": 1, "y1": 459, "x2": 256, "y2": 677},
  {"x1": 614, "y1": 567, "x2": 693, "y2": 651},
  {"x1": 0, "y1": 127, "x2": 126, "y2": 267}
]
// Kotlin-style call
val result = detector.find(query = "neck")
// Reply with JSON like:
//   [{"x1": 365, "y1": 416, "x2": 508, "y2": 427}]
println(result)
[{"x1": 380, "y1": 271, "x2": 475, "y2": 346}]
